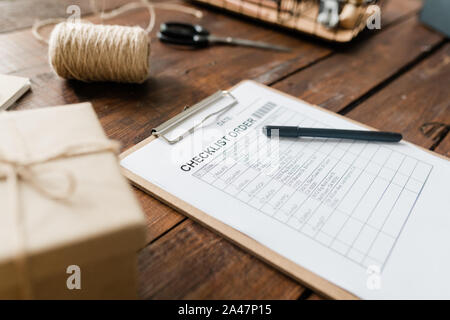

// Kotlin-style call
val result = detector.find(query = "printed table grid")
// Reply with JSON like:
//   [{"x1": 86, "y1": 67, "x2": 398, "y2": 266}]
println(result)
[{"x1": 192, "y1": 104, "x2": 433, "y2": 270}]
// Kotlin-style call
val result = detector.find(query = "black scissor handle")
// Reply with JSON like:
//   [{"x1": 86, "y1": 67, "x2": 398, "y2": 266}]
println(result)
[
  {"x1": 160, "y1": 22, "x2": 209, "y2": 39},
  {"x1": 158, "y1": 22, "x2": 210, "y2": 47},
  {"x1": 157, "y1": 32, "x2": 207, "y2": 47}
]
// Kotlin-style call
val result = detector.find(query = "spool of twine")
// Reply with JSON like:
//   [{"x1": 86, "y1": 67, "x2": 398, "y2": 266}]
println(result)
[
  {"x1": 48, "y1": 22, "x2": 151, "y2": 83},
  {"x1": 32, "y1": 0, "x2": 203, "y2": 84}
]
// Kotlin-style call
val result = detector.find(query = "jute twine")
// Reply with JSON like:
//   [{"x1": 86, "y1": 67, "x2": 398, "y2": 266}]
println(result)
[
  {"x1": 32, "y1": 1, "x2": 202, "y2": 83},
  {"x1": 48, "y1": 22, "x2": 151, "y2": 83}
]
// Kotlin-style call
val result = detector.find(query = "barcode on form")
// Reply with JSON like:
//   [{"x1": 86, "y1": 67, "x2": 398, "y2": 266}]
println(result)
[{"x1": 251, "y1": 102, "x2": 277, "y2": 119}]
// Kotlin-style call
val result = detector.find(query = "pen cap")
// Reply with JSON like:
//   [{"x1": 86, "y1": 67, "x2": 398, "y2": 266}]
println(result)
[{"x1": 263, "y1": 126, "x2": 298, "y2": 137}]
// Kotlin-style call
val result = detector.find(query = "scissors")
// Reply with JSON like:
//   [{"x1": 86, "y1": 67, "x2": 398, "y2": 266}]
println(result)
[{"x1": 158, "y1": 22, "x2": 291, "y2": 52}]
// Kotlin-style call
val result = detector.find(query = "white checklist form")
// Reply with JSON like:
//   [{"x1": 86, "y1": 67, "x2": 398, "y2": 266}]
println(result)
[
  {"x1": 192, "y1": 104, "x2": 433, "y2": 272},
  {"x1": 121, "y1": 81, "x2": 450, "y2": 299}
]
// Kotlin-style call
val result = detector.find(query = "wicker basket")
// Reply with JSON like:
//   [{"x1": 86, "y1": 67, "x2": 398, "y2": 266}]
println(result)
[{"x1": 190, "y1": 0, "x2": 383, "y2": 42}]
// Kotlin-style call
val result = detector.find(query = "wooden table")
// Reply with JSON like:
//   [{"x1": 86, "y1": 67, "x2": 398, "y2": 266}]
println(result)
[{"x1": 1, "y1": 0, "x2": 448, "y2": 300}]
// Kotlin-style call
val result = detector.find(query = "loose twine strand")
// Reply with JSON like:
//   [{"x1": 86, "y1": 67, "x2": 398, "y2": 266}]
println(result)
[
  {"x1": 31, "y1": 0, "x2": 203, "y2": 83},
  {"x1": 32, "y1": 0, "x2": 203, "y2": 43}
]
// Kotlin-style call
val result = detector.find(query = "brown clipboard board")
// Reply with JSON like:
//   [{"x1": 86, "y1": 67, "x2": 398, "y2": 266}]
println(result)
[{"x1": 119, "y1": 80, "x2": 448, "y2": 300}]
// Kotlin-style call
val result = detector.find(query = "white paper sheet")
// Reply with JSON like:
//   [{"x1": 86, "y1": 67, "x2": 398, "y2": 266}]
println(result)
[
  {"x1": 121, "y1": 80, "x2": 450, "y2": 299},
  {"x1": 0, "y1": 74, "x2": 30, "y2": 111}
]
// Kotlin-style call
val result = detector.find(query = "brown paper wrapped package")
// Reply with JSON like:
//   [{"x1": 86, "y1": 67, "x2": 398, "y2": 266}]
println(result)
[{"x1": 0, "y1": 103, "x2": 146, "y2": 299}]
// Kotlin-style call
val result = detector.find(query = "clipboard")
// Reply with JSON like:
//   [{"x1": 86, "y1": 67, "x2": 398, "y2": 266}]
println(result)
[{"x1": 120, "y1": 80, "x2": 448, "y2": 300}]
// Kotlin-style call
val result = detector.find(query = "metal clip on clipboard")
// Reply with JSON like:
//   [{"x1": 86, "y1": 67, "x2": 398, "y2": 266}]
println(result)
[{"x1": 152, "y1": 90, "x2": 238, "y2": 144}]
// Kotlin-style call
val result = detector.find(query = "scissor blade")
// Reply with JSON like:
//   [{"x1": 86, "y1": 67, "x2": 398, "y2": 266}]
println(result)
[{"x1": 208, "y1": 35, "x2": 291, "y2": 52}]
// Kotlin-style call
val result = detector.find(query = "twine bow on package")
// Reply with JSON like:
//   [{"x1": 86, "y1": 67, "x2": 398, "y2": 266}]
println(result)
[{"x1": 0, "y1": 104, "x2": 146, "y2": 299}]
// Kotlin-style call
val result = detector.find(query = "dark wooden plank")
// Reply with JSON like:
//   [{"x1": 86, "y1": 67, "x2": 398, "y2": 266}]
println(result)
[
  {"x1": 138, "y1": 219, "x2": 304, "y2": 299},
  {"x1": 345, "y1": 43, "x2": 450, "y2": 150},
  {"x1": 250, "y1": 0, "x2": 423, "y2": 84},
  {"x1": 0, "y1": 0, "x2": 131, "y2": 33},
  {"x1": 307, "y1": 293, "x2": 324, "y2": 300},
  {"x1": 136, "y1": 189, "x2": 185, "y2": 244},
  {"x1": 272, "y1": 16, "x2": 444, "y2": 112}
]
